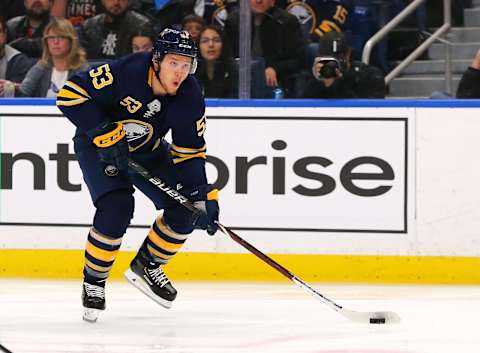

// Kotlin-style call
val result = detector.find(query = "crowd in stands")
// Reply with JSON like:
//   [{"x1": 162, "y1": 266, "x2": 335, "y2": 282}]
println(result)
[{"x1": 0, "y1": 0, "x2": 477, "y2": 99}]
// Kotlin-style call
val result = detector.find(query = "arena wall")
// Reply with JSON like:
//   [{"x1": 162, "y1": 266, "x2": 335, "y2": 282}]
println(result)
[{"x1": 1, "y1": 99, "x2": 479, "y2": 283}]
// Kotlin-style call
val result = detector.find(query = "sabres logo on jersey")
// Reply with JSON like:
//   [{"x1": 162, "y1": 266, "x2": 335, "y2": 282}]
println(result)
[
  {"x1": 121, "y1": 119, "x2": 154, "y2": 151},
  {"x1": 286, "y1": 1, "x2": 316, "y2": 39},
  {"x1": 286, "y1": 0, "x2": 350, "y2": 40},
  {"x1": 212, "y1": 7, "x2": 229, "y2": 27}
]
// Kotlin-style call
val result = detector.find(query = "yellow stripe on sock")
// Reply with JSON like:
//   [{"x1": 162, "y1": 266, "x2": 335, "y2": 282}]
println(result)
[
  {"x1": 85, "y1": 259, "x2": 112, "y2": 273},
  {"x1": 156, "y1": 217, "x2": 188, "y2": 241},
  {"x1": 146, "y1": 245, "x2": 174, "y2": 261},
  {"x1": 86, "y1": 242, "x2": 119, "y2": 262},
  {"x1": 148, "y1": 229, "x2": 184, "y2": 253},
  {"x1": 89, "y1": 228, "x2": 122, "y2": 246}
]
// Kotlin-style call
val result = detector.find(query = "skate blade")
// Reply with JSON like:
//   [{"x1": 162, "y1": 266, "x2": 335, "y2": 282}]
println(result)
[
  {"x1": 83, "y1": 308, "x2": 101, "y2": 323},
  {"x1": 124, "y1": 268, "x2": 173, "y2": 309}
]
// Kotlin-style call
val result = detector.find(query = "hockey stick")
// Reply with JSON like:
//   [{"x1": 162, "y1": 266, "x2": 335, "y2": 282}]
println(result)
[
  {"x1": 127, "y1": 159, "x2": 401, "y2": 325},
  {"x1": 0, "y1": 344, "x2": 13, "y2": 353}
]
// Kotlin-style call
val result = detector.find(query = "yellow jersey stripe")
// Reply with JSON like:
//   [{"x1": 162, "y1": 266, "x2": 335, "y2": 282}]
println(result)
[
  {"x1": 56, "y1": 97, "x2": 90, "y2": 107},
  {"x1": 171, "y1": 150, "x2": 207, "y2": 159},
  {"x1": 314, "y1": 23, "x2": 342, "y2": 37},
  {"x1": 171, "y1": 143, "x2": 206, "y2": 154},
  {"x1": 64, "y1": 80, "x2": 91, "y2": 98},
  {"x1": 207, "y1": 189, "x2": 219, "y2": 201},
  {"x1": 57, "y1": 88, "x2": 85, "y2": 100},
  {"x1": 172, "y1": 153, "x2": 207, "y2": 164}
]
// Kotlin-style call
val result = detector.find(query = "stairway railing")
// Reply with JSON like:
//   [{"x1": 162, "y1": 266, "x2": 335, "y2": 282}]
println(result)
[{"x1": 362, "y1": 0, "x2": 452, "y2": 94}]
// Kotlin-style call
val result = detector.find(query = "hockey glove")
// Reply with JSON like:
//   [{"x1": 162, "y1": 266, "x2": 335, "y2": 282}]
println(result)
[
  {"x1": 192, "y1": 187, "x2": 219, "y2": 235},
  {"x1": 87, "y1": 121, "x2": 129, "y2": 171}
]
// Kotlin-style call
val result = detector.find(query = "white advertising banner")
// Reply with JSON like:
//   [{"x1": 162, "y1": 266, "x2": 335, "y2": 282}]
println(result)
[
  {"x1": 205, "y1": 109, "x2": 412, "y2": 233},
  {"x1": 0, "y1": 104, "x2": 416, "y2": 253}
]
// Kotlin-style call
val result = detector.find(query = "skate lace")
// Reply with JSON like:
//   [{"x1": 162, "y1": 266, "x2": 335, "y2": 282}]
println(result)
[
  {"x1": 147, "y1": 267, "x2": 170, "y2": 287},
  {"x1": 84, "y1": 282, "x2": 105, "y2": 299}
]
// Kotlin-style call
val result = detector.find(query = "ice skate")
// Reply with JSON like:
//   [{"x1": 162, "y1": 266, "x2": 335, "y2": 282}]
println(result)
[
  {"x1": 124, "y1": 251, "x2": 177, "y2": 309},
  {"x1": 81, "y1": 282, "x2": 105, "y2": 323}
]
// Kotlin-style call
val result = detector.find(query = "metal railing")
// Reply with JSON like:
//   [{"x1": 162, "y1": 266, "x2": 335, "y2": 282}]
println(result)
[
  {"x1": 362, "y1": 0, "x2": 452, "y2": 93},
  {"x1": 238, "y1": 0, "x2": 252, "y2": 99}
]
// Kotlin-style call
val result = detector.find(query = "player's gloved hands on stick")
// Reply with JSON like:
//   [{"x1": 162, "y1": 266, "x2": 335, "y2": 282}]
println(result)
[
  {"x1": 192, "y1": 186, "x2": 219, "y2": 235},
  {"x1": 87, "y1": 121, "x2": 129, "y2": 171}
]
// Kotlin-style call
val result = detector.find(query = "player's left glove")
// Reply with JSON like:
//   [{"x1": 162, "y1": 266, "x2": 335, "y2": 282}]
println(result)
[
  {"x1": 191, "y1": 186, "x2": 219, "y2": 235},
  {"x1": 86, "y1": 121, "x2": 129, "y2": 171}
]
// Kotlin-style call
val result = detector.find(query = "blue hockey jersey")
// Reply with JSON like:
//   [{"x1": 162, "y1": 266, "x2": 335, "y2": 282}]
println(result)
[
  {"x1": 283, "y1": 0, "x2": 352, "y2": 41},
  {"x1": 56, "y1": 52, "x2": 208, "y2": 187}
]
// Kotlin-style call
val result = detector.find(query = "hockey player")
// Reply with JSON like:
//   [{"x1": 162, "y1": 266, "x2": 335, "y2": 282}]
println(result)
[{"x1": 56, "y1": 28, "x2": 220, "y2": 322}]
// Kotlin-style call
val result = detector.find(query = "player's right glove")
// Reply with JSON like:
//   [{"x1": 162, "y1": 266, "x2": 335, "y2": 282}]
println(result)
[
  {"x1": 86, "y1": 121, "x2": 129, "y2": 171},
  {"x1": 191, "y1": 186, "x2": 219, "y2": 236}
]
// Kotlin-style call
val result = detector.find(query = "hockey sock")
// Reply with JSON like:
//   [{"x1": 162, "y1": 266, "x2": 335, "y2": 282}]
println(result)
[
  {"x1": 84, "y1": 227, "x2": 122, "y2": 286},
  {"x1": 144, "y1": 216, "x2": 189, "y2": 264},
  {"x1": 84, "y1": 189, "x2": 133, "y2": 284}
]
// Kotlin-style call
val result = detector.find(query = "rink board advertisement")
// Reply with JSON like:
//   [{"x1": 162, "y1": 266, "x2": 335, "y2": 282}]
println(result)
[
  {"x1": 0, "y1": 105, "x2": 414, "y2": 235},
  {"x1": 5, "y1": 101, "x2": 480, "y2": 284}
]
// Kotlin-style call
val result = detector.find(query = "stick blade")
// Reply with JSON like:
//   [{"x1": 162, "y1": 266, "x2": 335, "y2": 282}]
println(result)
[{"x1": 341, "y1": 309, "x2": 401, "y2": 325}]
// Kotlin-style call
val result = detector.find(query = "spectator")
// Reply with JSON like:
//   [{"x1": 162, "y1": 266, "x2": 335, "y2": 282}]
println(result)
[
  {"x1": 301, "y1": 31, "x2": 385, "y2": 98},
  {"x1": 130, "y1": 27, "x2": 155, "y2": 53},
  {"x1": 279, "y1": 0, "x2": 352, "y2": 43},
  {"x1": 6, "y1": 0, "x2": 53, "y2": 58},
  {"x1": 79, "y1": 0, "x2": 152, "y2": 59},
  {"x1": 224, "y1": 0, "x2": 306, "y2": 97},
  {"x1": 182, "y1": 14, "x2": 205, "y2": 43},
  {"x1": 193, "y1": 0, "x2": 237, "y2": 28},
  {"x1": 50, "y1": 0, "x2": 102, "y2": 27},
  {"x1": 456, "y1": 48, "x2": 480, "y2": 98},
  {"x1": 17, "y1": 17, "x2": 89, "y2": 97},
  {"x1": 195, "y1": 25, "x2": 237, "y2": 98},
  {"x1": 130, "y1": 0, "x2": 192, "y2": 33},
  {"x1": 0, "y1": 16, "x2": 36, "y2": 97},
  {"x1": 0, "y1": 0, "x2": 26, "y2": 21},
  {"x1": 348, "y1": 0, "x2": 378, "y2": 61}
]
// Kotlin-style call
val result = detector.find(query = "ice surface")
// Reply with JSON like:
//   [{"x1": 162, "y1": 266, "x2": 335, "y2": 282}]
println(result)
[{"x1": 0, "y1": 280, "x2": 479, "y2": 353}]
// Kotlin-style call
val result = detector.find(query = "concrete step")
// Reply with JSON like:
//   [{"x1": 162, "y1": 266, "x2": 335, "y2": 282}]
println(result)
[
  {"x1": 446, "y1": 27, "x2": 480, "y2": 42},
  {"x1": 395, "y1": 59, "x2": 471, "y2": 75},
  {"x1": 389, "y1": 75, "x2": 461, "y2": 97},
  {"x1": 429, "y1": 42, "x2": 480, "y2": 59},
  {"x1": 464, "y1": 7, "x2": 480, "y2": 26}
]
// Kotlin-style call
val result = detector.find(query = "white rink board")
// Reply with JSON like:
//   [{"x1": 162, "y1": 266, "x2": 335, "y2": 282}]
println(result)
[
  {"x1": 0, "y1": 110, "x2": 411, "y2": 231},
  {"x1": 1, "y1": 104, "x2": 417, "y2": 255}
]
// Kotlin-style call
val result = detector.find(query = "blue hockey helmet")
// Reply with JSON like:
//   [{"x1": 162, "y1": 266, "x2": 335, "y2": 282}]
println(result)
[{"x1": 152, "y1": 28, "x2": 198, "y2": 74}]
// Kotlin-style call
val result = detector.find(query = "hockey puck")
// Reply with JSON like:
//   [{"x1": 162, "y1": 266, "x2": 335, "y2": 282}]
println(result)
[{"x1": 369, "y1": 317, "x2": 386, "y2": 324}]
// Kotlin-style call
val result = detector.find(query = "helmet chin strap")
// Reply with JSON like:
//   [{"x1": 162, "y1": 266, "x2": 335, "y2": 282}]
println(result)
[
  {"x1": 152, "y1": 62, "x2": 161, "y2": 82},
  {"x1": 150, "y1": 61, "x2": 168, "y2": 95}
]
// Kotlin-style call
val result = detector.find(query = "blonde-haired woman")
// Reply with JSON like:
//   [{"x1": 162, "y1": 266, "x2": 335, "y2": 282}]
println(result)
[{"x1": 18, "y1": 17, "x2": 89, "y2": 97}]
